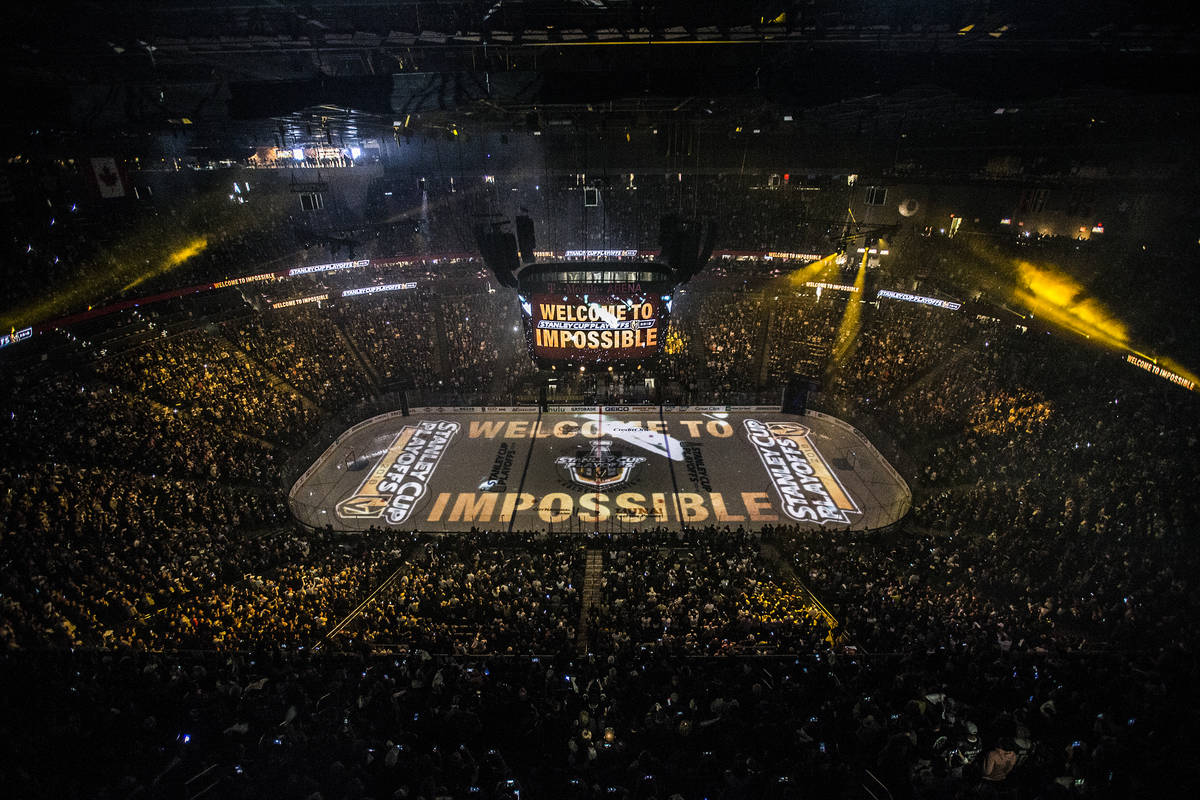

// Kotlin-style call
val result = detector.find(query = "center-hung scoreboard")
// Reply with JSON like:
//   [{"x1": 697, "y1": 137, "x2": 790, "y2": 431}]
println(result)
[{"x1": 516, "y1": 261, "x2": 675, "y2": 367}]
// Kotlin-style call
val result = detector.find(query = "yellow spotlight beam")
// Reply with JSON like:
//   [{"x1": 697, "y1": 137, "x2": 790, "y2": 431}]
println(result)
[
  {"x1": 1, "y1": 186, "x2": 288, "y2": 330},
  {"x1": 1011, "y1": 260, "x2": 1130, "y2": 351},
  {"x1": 785, "y1": 252, "x2": 839, "y2": 287},
  {"x1": 959, "y1": 238, "x2": 1198, "y2": 390},
  {"x1": 831, "y1": 249, "x2": 869, "y2": 366},
  {"x1": 0, "y1": 232, "x2": 210, "y2": 330},
  {"x1": 121, "y1": 237, "x2": 208, "y2": 293}
]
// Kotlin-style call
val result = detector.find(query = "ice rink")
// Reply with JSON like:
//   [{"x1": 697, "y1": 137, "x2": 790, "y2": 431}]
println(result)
[{"x1": 289, "y1": 406, "x2": 911, "y2": 533}]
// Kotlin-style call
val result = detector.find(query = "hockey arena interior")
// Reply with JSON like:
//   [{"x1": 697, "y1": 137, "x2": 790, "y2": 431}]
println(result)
[{"x1": 2, "y1": 2, "x2": 1200, "y2": 799}]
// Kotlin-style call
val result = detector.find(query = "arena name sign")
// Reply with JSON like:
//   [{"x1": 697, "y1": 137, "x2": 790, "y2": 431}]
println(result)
[
  {"x1": 744, "y1": 419, "x2": 860, "y2": 524},
  {"x1": 336, "y1": 420, "x2": 459, "y2": 524}
]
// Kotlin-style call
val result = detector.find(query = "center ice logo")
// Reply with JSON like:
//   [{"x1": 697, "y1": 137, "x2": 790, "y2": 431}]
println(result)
[{"x1": 555, "y1": 438, "x2": 646, "y2": 489}]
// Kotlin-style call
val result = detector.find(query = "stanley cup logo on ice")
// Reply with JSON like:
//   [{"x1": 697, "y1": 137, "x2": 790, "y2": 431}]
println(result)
[
  {"x1": 556, "y1": 438, "x2": 646, "y2": 488},
  {"x1": 336, "y1": 420, "x2": 459, "y2": 524},
  {"x1": 744, "y1": 419, "x2": 860, "y2": 524}
]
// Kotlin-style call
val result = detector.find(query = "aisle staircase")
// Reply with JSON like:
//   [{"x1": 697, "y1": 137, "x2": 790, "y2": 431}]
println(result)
[
  {"x1": 576, "y1": 548, "x2": 605, "y2": 652},
  {"x1": 332, "y1": 320, "x2": 381, "y2": 396},
  {"x1": 759, "y1": 542, "x2": 850, "y2": 649},
  {"x1": 215, "y1": 333, "x2": 319, "y2": 412},
  {"x1": 431, "y1": 311, "x2": 452, "y2": 382},
  {"x1": 887, "y1": 333, "x2": 981, "y2": 408},
  {"x1": 757, "y1": 305, "x2": 777, "y2": 386}
]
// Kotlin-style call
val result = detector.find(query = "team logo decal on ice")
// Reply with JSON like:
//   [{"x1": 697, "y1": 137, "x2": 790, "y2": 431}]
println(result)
[
  {"x1": 336, "y1": 420, "x2": 459, "y2": 524},
  {"x1": 556, "y1": 438, "x2": 646, "y2": 488},
  {"x1": 744, "y1": 419, "x2": 859, "y2": 524}
]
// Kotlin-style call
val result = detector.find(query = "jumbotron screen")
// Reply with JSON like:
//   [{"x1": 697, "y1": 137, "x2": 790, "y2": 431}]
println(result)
[{"x1": 521, "y1": 283, "x2": 670, "y2": 364}]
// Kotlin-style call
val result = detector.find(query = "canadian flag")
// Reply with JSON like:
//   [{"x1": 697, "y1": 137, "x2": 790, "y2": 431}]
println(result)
[{"x1": 90, "y1": 157, "x2": 127, "y2": 199}]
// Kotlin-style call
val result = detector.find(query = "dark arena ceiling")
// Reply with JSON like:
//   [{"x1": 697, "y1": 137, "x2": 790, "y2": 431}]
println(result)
[{"x1": 4, "y1": 0, "x2": 1199, "y2": 153}]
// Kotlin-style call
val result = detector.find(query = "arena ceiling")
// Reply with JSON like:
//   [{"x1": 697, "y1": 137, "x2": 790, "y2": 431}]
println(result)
[{"x1": 3, "y1": 1, "x2": 1198, "y2": 158}]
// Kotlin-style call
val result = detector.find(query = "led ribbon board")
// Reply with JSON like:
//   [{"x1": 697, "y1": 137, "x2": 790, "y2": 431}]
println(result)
[
  {"x1": 287, "y1": 259, "x2": 370, "y2": 277},
  {"x1": 341, "y1": 282, "x2": 417, "y2": 297},
  {"x1": 877, "y1": 289, "x2": 962, "y2": 311},
  {"x1": 0, "y1": 327, "x2": 32, "y2": 349},
  {"x1": 271, "y1": 293, "x2": 328, "y2": 309},
  {"x1": 1125, "y1": 354, "x2": 1196, "y2": 392}
]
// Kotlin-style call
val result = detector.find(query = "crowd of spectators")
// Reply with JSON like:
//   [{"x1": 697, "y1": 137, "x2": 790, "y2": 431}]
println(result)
[
  {"x1": 2, "y1": 209, "x2": 1199, "y2": 798},
  {"x1": 0, "y1": 462, "x2": 291, "y2": 650},
  {"x1": 95, "y1": 329, "x2": 319, "y2": 444},
  {"x1": 346, "y1": 534, "x2": 582, "y2": 654},
  {"x1": 155, "y1": 532, "x2": 411, "y2": 651},
  {"x1": 229, "y1": 307, "x2": 370, "y2": 411},
  {"x1": 588, "y1": 531, "x2": 827, "y2": 654},
  {"x1": 437, "y1": 295, "x2": 536, "y2": 403},
  {"x1": 333, "y1": 290, "x2": 445, "y2": 392},
  {"x1": 676, "y1": 287, "x2": 768, "y2": 394}
]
